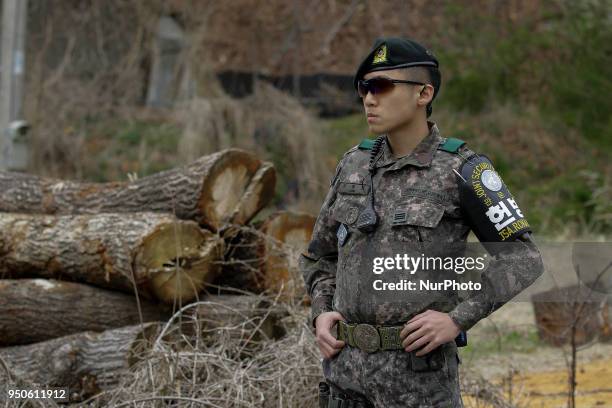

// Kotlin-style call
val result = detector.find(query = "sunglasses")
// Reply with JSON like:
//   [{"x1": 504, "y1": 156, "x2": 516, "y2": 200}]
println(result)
[{"x1": 357, "y1": 77, "x2": 426, "y2": 98}]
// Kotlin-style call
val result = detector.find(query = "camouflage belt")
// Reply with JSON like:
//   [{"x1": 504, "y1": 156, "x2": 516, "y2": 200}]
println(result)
[{"x1": 336, "y1": 321, "x2": 403, "y2": 353}]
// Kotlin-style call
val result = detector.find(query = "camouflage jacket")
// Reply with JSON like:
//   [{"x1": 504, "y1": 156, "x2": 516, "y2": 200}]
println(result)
[{"x1": 299, "y1": 121, "x2": 544, "y2": 331}]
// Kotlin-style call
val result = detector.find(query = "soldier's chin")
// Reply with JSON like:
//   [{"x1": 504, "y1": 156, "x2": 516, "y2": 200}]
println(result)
[{"x1": 368, "y1": 123, "x2": 388, "y2": 135}]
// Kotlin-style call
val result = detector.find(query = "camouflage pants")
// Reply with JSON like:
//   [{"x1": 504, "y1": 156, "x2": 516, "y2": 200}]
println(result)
[{"x1": 322, "y1": 341, "x2": 464, "y2": 408}]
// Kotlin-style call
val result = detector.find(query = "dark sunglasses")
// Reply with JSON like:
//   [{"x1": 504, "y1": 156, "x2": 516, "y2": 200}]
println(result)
[{"x1": 357, "y1": 77, "x2": 426, "y2": 98}]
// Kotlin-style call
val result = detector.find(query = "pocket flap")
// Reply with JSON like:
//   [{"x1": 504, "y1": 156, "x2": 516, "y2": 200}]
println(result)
[
  {"x1": 331, "y1": 199, "x2": 363, "y2": 226},
  {"x1": 390, "y1": 198, "x2": 445, "y2": 228},
  {"x1": 338, "y1": 182, "x2": 370, "y2": 195}
]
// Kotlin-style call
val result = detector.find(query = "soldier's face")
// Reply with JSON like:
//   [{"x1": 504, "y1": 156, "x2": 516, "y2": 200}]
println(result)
[{"x1": 362, "y1": 69, "x2": 423, "y2": 134}]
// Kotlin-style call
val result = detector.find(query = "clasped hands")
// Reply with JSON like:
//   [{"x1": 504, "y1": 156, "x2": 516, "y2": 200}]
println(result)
[{"x1": 314, "y1": 309, "x2": 461, "y2": 359}]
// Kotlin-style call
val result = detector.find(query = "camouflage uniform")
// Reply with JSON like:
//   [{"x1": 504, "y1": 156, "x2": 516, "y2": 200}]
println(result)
[{"x1": 300, "y1": 121, "x2": 544, "y2": 407}]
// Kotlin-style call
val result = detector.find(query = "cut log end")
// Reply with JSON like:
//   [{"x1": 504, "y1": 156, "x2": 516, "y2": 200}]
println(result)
[
  {"x1": 136, "y1": 221, "x2": 225, "y2": 304},
  {"x1": 230, "y1": 161, "x2": 277, "y2": 225},
  {"x1": 261, "y1": 211, "x2": 315, "y2": 302},
  {"x1": 532, "y1": 284, "x2": 610, "y2": 346},
  {"x1": 199, "y1": 150, "x2": 261, "y2": 230}
]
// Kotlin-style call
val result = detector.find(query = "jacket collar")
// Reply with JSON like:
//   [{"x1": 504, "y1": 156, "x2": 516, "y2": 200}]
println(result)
[{"x1": 373, "y1": 121, "x2": 442, "y2": 170}]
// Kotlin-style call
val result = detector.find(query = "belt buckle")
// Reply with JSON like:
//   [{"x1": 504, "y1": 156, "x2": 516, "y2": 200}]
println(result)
[{"x1": 353, "y1": 324, "x2": 380, "y2": 353}]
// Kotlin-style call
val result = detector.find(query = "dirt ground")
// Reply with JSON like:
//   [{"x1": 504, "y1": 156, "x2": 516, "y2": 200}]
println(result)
[{"x1": 459, "y1": 302, "x2": 612, "y2": 407}]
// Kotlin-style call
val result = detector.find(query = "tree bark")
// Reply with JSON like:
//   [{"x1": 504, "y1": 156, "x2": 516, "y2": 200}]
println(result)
[
  {"x1": 0, "y1": 322, "x2": 162, "y2": 400},
  {"x1": 0, "y1": 212, "x2": 224, "y2": 303},
  {"x1": 0, "y1": 279, "x2": 171, "y2": 346},
  {"x1": 0, "y1": 149, "x2": 275, "y2": 231},
  {"x1": 214, "y1": 211, "x2": 314, "y2": 303}
]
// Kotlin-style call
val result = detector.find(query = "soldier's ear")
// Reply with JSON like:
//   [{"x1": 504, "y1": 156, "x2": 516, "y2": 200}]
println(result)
[{"x1": 418, "y1": 84, "x2": 434, "y2": 105}]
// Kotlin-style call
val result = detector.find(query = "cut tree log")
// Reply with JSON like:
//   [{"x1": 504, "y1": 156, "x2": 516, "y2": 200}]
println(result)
[
  {"x1": 531, "y1": 284, "x2": 611, "y2": 346},
  {"x1": 0, "y1": 279, "x2": 172, "y2": 346},
  {"x1": 0, "y1": 212, "x2": 224, "y2": 303},
  {"x1": 229, "y1": 161, "x2": 276, "y2": 225},
  {"x1": 215, "y1": 211, "x2": 315, "y2": 303},
  {"x1": 0, "y1": 322, "x2": 162, "y2": 401},
  {"x1": 0, "y1": 149, "x2": 276, "y2": 231},
  {"x1": 259, "y1": 211, "x2": 315, "y2": 303}
]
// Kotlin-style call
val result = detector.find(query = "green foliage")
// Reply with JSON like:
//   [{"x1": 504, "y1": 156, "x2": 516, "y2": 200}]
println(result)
[
  {"x1": 438, "y1": 0, "x2": 612, "y2": 152},
  {"x1": 442, "y1": 72, "x2": 490, "y2": 113},
  {"x1": 541, "y1": 1, "x2": 612, "y2": 148},
  {"x1": 526, "y1": 168, "x2": 612, "y2": 235},
  {"x1": 83, "y1": 119, "x2": 182, "y2": 181},
  {"x1": 323, "y1": 113, "x2": 370, "y2": 159},
  {"x1": 437, "y1": 11, "x2": 534, "y2": 113}
]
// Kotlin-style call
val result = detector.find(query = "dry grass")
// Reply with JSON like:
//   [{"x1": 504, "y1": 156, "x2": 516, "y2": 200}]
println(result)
[
  {"x1": 0, "y1": 294, "x2": 524, "y2": 408},
  {"x1": 174, "y1": 80, "x2": 330, "y2": 213},
  {"x1": 0, "y1": 298, "x2": 321, "y2": 407}
]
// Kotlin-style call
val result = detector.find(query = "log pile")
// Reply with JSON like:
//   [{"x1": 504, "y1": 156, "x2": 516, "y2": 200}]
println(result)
[
  {"x1": 0, "y1": 149, "x2": 269, "y2": 231},
  {"x1": 0, "y1": 148, "x2": 316, "y2": 401}
]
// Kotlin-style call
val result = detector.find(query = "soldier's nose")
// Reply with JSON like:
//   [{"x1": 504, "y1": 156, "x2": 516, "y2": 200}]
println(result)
[{"x1": 364, "y1": 92, "x2": 377, "y2": 106}]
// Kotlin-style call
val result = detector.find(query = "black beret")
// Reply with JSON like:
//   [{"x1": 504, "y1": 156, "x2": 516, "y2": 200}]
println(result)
[
  {"x1": 353, "y1": 37, "x2": 439, "y2": 87},
  {"x1": 353, "y1": 37, "x2": 441, "y2": 116}
]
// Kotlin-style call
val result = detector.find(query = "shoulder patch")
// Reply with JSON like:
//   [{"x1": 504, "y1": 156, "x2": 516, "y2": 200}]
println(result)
[
  {"x1": 438, "y1": 137, "x2": 466, "y2": 153},
  {"x1": 358, "y1": 138, "x2": 375, "y2": 150}
]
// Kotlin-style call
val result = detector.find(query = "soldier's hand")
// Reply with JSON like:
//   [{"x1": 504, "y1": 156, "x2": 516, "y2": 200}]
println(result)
[
  {"x1": 399, "y1": 310, "x2": 461, "y2": 357},
  {"x1": 314, "y1": 311, "x2": 346, "y2": 359}
]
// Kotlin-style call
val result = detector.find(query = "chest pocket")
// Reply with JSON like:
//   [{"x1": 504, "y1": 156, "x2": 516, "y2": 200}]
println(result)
[
  {"x1": 390, "y1": 194, "x2": 446, "y2": 242},
  {"x1": 331, "y1": 182, "x2": 370, "y2": 227}
]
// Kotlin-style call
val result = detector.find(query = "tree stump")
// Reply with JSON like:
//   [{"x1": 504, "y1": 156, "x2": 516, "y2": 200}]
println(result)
[{"x1": 531, "y1": 284, "x2": 610, "y2": 346}]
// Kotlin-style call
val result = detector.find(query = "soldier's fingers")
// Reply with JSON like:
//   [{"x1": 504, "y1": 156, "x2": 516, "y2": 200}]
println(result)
[
  {"x1": 318, "y1": 339, "x2": 335, "y2": 357},
  {"x1": 331, "y1": 312, "x2": 347, "y2": 322},
  {"x1": 320, "y1": 330, "x2": 345, "y2": 349},
  {"x1": 400, "y1": 319, "x2": 424, "y2": 338},
  {"x1": 402, "y1": 326, "x2": 427, "y2": 347},
  {"x1": 321, "y1": 341, "x2": 343, "y2": 359},
  {"x1": 404, "y1": 334, "x2": 431, "y2": 353}
]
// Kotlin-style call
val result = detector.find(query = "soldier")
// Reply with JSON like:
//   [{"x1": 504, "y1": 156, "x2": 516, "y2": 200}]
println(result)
[{"x1": 300, "y1": 37, "x2": 544, "y2": 408}]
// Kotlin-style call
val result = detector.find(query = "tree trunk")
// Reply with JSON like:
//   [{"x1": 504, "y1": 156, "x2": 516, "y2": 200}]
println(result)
[
  {"x1": 0, "y1": 322, "x2": 162, "y2": 401},
  {"x1": 0, "y1": 149, "x2": 275, "y2": 231},
  {"x1": 259, "y1": 211, "x2": 315, "y2": 303},
  {"x1": 0, "y1": 279, "x2": 171, "y2": 346},
  {"x1": 0, "y1": 212, "x2": 224, "y2": 303},
  {"x1": 214, "y1": 211, "x2": 315, "y2": 303}
]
